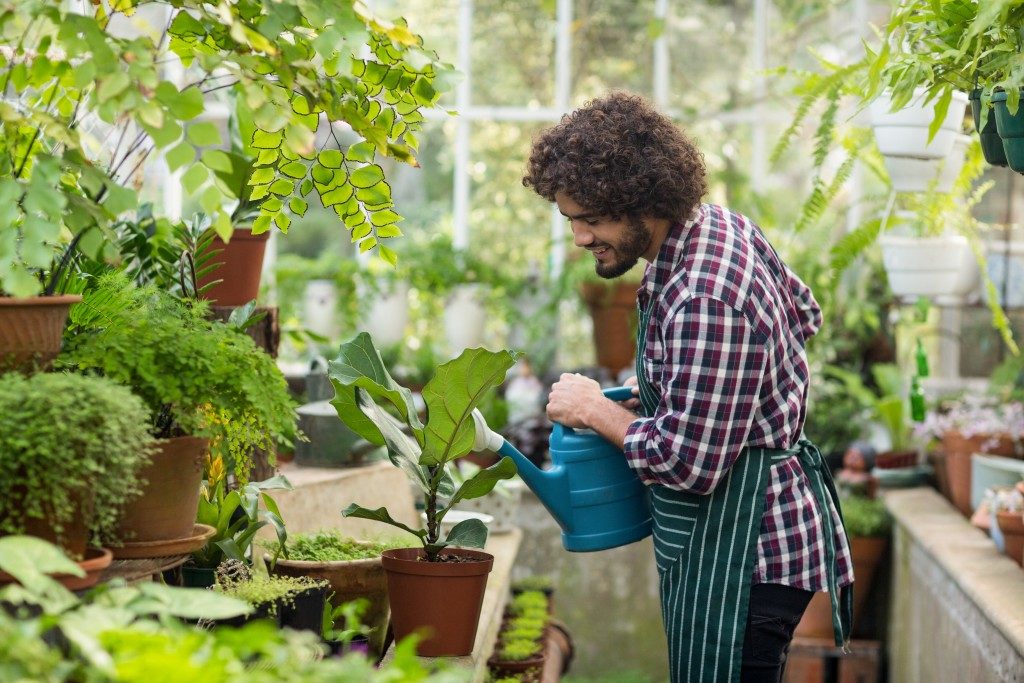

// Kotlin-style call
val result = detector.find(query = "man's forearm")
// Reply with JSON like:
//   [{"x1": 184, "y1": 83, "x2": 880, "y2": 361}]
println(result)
[{"x1": 582, "y1": 398, "x2": 639, "y2": 450}]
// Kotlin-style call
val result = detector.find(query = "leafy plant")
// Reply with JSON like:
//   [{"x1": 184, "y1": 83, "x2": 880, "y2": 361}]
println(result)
[
  {"x1": 192, "y1": 460, "x2": 292, "y2": 570},
  {"x1": 214, "y1": 573, "x2": 327, "y2": 617},
  {"x1": 58, "y1": 272, "x2": 298, "y2": 481},
  {"x1": 321, "y1": 597, "x2": 372, "y2": 648},
  {"x1": 328, "y1": 332, "x2": 520, "y2": 562},
  {"x1": 495, "y1": 637, "x2": 543, "y2": 662},
  {"x1": 0, "y1": 0, "x2": 453, "y2": 298},
  {"x1": 826, "y1": 363, "x2": 912, "y2": 453},
  {"x1": 264, "y1": 529, "x2": 409, "y2": 564},
  {"x1": 511, "y1": 576, "x2": 554, "y2": 595},
  {"x1": 0, "y1": 372, "x2": 156, "y2": 551},
  {"x1": 840, "y1": 495, "x2": 892, "y2": 538},
  {"x1": 0, "y1": 536, "x2": 460, "y2": 683}
]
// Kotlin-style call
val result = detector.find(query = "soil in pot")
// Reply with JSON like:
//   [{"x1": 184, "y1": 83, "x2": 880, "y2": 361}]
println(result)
[{"x1": 381, "y1": 547, "x2": 494, "y2": 657}]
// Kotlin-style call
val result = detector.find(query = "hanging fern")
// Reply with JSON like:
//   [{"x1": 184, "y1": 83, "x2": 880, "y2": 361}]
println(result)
[{"x1": 828, "y1": 217, "x2": 883, "y2": 281}]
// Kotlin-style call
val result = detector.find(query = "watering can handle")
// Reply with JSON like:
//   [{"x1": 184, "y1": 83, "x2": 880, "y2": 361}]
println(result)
[{"x1": 552, "y1": 386, "x2": 637, "y2": 440}]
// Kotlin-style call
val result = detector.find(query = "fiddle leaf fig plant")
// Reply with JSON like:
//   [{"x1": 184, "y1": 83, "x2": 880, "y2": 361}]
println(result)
[{"x1": 329, "y1": 333, "x2": 520, "y2": 561}]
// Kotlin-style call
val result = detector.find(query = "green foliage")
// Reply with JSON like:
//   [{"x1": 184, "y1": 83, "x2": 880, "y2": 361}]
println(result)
[
  {"x1": 840, "y1": 495, "x2": 892, "y2": 538},
  {"x1": 58, "y1": 272, "x2": 298, "y2": 481},
  {"x1": 0, "y1": 372, "x2": 156, "y2": 549},
  {"x1": 330, "y1": 333, "x2": 520, "y2": 561},
  {"x1": 0, "y1": 538, "x2": 461, "y2": 682},
  {"x1": 193, "y1": 473, "x2": 292, "y2": 570},
  {"x1": 0, "y1": 0, "x2": 452, "y2": 297},
  {"x1": 265, "y1": 529, "x2": 409, "y2": 564},
  {"x1": 826, "y1": 363, "x2": 911, "y2": 452},
  {"x1": 214, "y1": 574, "x2": 327, "y2": 616},
  {"x1": 511, "y1": 576, "x2": 554, "y2": 594},
  {"x1": 495, "y1": 637, "x2": 542, "y2": 662}
]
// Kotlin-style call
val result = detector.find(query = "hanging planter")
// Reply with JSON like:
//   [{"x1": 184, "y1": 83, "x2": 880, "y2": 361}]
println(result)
[
  {"x1": 0, "y1": 295, "x2": 81, "y2": 373},
  {"x1": 197, "y1": 227, "x2": 271, "y2": 306},
  {"x1": 361, "y1": 280, "x2": 410, "y2": 348},
  {"x1": 882, "y1": 134, "x2": 970, "y2": 193},
  {"x1": 878, "y1": 220, "x2": 978, "y2": 304},
  {"x1": 870, "y1": 89, "x2": 969, "y2": 160},
  {"x1": 970, "y1": 89, "x2": 1009, "y2": 167},
  {"x1": 992, "y1": 89, "x2": 1024, "y2": 173},
  {"x1": 301, "y1": 279, "x2": 338, "y2": 339},
  {"x1": 444, "y1": 283, "x2": 488, "y2": 355}
]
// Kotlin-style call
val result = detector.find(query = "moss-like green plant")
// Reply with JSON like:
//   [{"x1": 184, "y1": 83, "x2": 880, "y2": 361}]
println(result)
[
  {"x1": 510, "y1": 591, "x2": 548, "y2": 610},
  {"x1": 841, "y1": 496, "x2": 892, "y2": 538},
  {"x1": 59, "y1": 272, "x2": 298, "y2": 482},
  {"x1": 496, "y1": 637, "x2": 542, "y2": 662},
  {"x1": 214, "y1": 574, "x2": 327, "y2": 617},
  {"x1": 0, "y1": 372, "x2": 156, "y2": 551},
  {"x1": 506, "y1": 616, "x2": 546, "y2": 632},
  {"x1": 511, "y1": 576, "x2": 554, "y2": 594},
  {"x1": 330, "y1": 333, "x2": 520, "y2": 562},
  {"x1": 501, "y1": 626, "x2": 545, "y2": 643},
  {"x1": 265, "y1": 529, "x2": 409, "y2": 563}
]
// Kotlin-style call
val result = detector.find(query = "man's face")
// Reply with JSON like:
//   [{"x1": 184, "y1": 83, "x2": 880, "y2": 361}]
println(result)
[{"x1": 555, "y1": 192, "x2": 652, "y2": 279}]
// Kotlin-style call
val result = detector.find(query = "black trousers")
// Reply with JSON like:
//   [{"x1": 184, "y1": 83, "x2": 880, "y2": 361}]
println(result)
[{"x1": 740, "y1": 582, "x2": 815, "y2": 683}]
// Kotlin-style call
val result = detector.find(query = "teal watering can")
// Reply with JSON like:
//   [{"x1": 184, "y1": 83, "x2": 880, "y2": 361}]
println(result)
[{"x1": 472, "y1": 387, "x2": 652, "y2": 552}]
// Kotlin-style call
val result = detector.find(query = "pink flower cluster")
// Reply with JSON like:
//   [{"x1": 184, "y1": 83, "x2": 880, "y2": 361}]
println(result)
[{"x1": 914, "y1": 395, "x2": 1024, "y2": 443}]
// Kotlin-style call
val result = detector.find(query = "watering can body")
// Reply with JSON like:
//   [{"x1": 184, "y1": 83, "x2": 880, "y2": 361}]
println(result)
[{"x1": 485, "y1": 387, "x2": 653, "y2": 552}]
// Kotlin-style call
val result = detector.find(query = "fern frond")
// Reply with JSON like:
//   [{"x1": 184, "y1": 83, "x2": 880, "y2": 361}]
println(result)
[{"x1": 828, "y1": 217, "x2": 883, "y2": 281}]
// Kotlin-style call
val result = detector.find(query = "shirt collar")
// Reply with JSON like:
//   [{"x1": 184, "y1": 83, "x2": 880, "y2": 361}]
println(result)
[{"x1": 641, "y1": 204, "x2": 706, "y2": 297}]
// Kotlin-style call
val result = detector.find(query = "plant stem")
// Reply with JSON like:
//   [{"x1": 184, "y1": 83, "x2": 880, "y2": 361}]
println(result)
[{"x1": 14, "y1": 85, "x2": 59, "y2": 179}]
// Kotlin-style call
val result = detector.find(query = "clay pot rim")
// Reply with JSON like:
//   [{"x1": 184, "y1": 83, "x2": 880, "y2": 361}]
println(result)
[
  {"x1": 0, "y1": 294, "x2": 83, "y2": 306},
  {"x1": 381, "y1": 546, "x2": 494, "y2": 576}
]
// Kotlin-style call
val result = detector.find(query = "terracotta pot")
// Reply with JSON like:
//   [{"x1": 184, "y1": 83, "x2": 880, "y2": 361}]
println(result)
[
  {"x1": 942, "y1": 431, "x2": 1019, "y2": 517},
  {"x1": 794, "y1": 535, "x2": 888, "y2": 639},
  {"x1": 0, "y1": 547, "x2": 112, "y2": 592},
  {"x1": 115, "y1": 436, "x2": 207, "y2": 544},
  {"x1": 0, "y1": 295, "x2": 81, "y2": 372},
  {"x1": 874, "y1": 449, "x2": 918, "y2": 470},
  {"x1": 488, "y1": 651, "x2": 546, "y2": 682},
  {"x1": 270, "y1": 553, "x2": 391, "y2": 656},
  {"x1": 4, "y1": 485, "x2": 93, "y2": 559},
  {"x1": 579, "y1": 281, "x2": 639, "y2": 376},
  {"x1": 197, "y1": 228, "x2": 270, "y2": 306},
  {"x1": 996, "y1": 511, "x2": 1024, "y2": 567},
  {"x1": 381, "y1": 547, "x2": 493, "y2": 656}
]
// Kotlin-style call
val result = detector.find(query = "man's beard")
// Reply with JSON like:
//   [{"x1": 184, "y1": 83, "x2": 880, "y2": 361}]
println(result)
[{"x1": 595, "y1": 216, "x2": 652, "y2": 279}]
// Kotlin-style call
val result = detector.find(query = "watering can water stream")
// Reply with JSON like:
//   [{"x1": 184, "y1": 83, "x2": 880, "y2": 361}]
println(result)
[{"x1": 472, "y1": 386, "x2": 653, "y2": 552}]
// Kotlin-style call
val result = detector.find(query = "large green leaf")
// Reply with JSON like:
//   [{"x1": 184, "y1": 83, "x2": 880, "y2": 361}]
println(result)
[
  {"x1": 328, "y1": 332, "x2": 424, "y2": 446},
  {"x1": 354, "y1": 388, "x2": 431, "y2": 493},
  {"x1": 342, "y1": 503, "x2": 425, "y2": 539},
  {"x1": 444, "y1": 518, "x2": 488, "y2": 549},
  {"x1": 420, "y1": 348, "x2": 520, "y2": 466},
  {"x1": 446, "y1": 456, "x2": 517, "y2": 507}
]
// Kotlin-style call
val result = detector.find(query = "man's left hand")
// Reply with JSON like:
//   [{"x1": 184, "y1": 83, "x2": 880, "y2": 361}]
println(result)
[{"x1": 546, "y1": 372, "x2": 604, "y2": 428}]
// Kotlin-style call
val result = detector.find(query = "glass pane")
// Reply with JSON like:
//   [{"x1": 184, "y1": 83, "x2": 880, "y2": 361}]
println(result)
[
  {"x1": 471, "y1": 0, "x2": 555, "y2": 107},
  {"x1": 573, "y1": 0, "x2": 657, "y2": 102}
]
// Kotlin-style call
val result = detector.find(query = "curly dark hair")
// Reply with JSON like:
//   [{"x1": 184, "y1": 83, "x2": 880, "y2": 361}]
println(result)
[{"x1": 523, "y1": 91, "x2": 707, "y2": 222}]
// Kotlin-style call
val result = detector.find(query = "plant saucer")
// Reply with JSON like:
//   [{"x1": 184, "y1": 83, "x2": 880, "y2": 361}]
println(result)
[{"x1": 110, "y1": 523, "x2": 215, "y2": 560}]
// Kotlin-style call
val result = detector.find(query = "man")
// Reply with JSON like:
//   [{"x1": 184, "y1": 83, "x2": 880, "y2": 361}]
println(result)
[{"x1": 523, "y1": 91, "x2": 853, "y2": 683}]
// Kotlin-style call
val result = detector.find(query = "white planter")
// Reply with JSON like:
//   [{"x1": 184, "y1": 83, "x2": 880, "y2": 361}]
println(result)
[
  {"x1": 871, "y1": 89, "x2": 969, "y2": 160},
  {"x1": 443, "y1": 283, "x2": 488, "y2": 355},
  {"x1": 361, "y1": 281, "x2": 409, "y2": 347},
  {"x1": 883, "y1": 134, "x2": 970, "y2": 193},
  {"x1": 302, "y1": 279, "x2": 338, "y2": 339},
  {"x1": 879, "y1": 233, "x2": 978, "y2": 303}
]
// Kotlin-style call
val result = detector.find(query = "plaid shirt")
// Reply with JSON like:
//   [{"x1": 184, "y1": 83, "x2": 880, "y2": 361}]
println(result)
[{"x1": 624, "y1": 204, "x2": 854, "y2": 593}]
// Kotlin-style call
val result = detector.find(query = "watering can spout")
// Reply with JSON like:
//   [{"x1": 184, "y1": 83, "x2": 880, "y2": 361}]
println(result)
[{"x1": 471, "y1": 410, "x2": 572, "y2": 528}]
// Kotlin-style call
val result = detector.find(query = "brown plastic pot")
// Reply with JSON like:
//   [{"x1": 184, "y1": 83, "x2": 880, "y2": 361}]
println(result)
[
  {"x1": 0, "y1": 295, "x2": 81, "y2": 372},
  {"x1": 996, "y1": 511, "x2": 1024, "y2": 567},
  {"x1": 381, "y1": 547, "x2": 493, "y2": 656},
  {"x1": 488, "y1": 651, "x2": 546, "y2": 682},
  {"x1": 197, "y1": 227, "x2": 270, "y2": 306},
  {"x1": 115, "y1": 436, "x2": 207, "y2": 545},
  {"x1": 269, "y1": 552, "x2": 391, "y2": 656},
  {"x1": 874, "y1": 449, "x2": 918, "y2": 470}
]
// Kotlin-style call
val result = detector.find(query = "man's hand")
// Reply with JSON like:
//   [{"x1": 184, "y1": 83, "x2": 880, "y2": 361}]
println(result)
[
  {"x1": 546, "y1": 372, "x2": 604, "y2": 428},
  {"x1": 622, "y1": 375, "x2": 641, "y2": 410}
]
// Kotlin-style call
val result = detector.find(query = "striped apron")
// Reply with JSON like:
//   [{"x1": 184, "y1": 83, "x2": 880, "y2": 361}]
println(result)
[{"x1": 635, "y1": 300, "x2": 853, "y2": 683}]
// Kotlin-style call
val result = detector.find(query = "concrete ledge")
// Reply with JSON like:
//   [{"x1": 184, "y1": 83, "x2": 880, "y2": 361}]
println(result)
[{"x1": 884, "y1": 487, "x2": 1024, "y2": 683}]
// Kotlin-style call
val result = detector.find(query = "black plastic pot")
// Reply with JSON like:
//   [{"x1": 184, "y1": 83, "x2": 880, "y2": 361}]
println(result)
[
  {"x1": 215, "y1": 601, "x2": 280, "y2": 628},
  {"x1": 970, "y1": 88, "x2": 1009, "y2": 167},
  {"x1": 993, "y1": 89, "x2": 1024, "y2": 172},
  {"x1": 279, "y1": 583, "x2": 329, "y2": 634}
]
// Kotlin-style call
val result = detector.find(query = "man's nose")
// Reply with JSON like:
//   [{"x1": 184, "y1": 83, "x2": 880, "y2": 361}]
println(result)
[{"x1": 571, "y1": 221, "x2": 594, "y2": 247}]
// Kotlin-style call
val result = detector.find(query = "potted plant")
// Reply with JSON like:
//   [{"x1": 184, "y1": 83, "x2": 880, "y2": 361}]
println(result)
[
  {"x1": 264, "y1": 529, "x2": 411, "y2": 656},
  {"x1": 826, "y1": 364, "x2": 919, "y2": 470},
  {"x1": 992, "y1": 483, "x2": 1024, "y2": 566},
  {"x1": 58, "y1": 272, "x2": 298, "y2": 552},
  {"x1": 328, "y1": 332, "x2": 519, "y2": 656},
  {"x1": 915, "y1": 395, "x2": 1024, "y2": 516},
  {"x1": 180, "y1": 455, "x2": 291, "y2": 587},
  {"x1": 796, "y1": 494, "x2": 891, "y2": 639},
  {"x1": 0, "y1": 372, "x2": 155, "y2": 573},
  {"x1": 212, "y1": 560, "x2": 329, "y2": 631}
]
